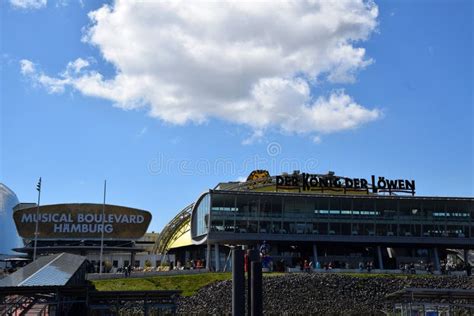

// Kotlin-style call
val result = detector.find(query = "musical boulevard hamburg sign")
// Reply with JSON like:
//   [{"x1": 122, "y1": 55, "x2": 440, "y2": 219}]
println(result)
[
  {"x1": 13, "y1": 203, "x2": 152, "y2": 240},
  {"x1": 276, "y1": 173, "x2": 416, "y2": 196}
]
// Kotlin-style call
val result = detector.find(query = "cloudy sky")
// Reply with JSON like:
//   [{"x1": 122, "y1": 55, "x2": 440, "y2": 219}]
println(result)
[{"x1": 1, "y1": 0, "x2": 473, "y2": 231}]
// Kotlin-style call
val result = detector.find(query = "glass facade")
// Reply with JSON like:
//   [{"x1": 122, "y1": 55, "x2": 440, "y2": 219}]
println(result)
[
  {"x1": 191, "y1": 193, "x2": 211, "y2": 238},
  {"x1": 200, "y1": 191, "x2": 473, "y2": 240}
]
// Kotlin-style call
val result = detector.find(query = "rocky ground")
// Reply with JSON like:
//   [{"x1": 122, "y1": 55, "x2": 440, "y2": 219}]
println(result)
[{"x1": 177, "y1": 273, "x2": 474, "y2": 315}]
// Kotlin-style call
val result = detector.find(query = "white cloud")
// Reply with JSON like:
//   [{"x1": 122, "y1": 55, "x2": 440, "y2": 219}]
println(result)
[
  {"x1": 20, "y1": 59, "x2": 35, "y2": 75},
  {"x1": 10, "y1": 0, "x2": 46, "y2": 9},
  {"x1": 312, "y1": 136, "x2": 322, "y2": 144},
  {"x1": 20, "y1": 0, "x2": 381, "y2": 139}
]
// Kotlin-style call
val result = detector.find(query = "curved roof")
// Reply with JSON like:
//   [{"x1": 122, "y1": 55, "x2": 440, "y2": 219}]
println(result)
[{"x1": 153, "y1": 203, "x2": 193, "y2": 254}]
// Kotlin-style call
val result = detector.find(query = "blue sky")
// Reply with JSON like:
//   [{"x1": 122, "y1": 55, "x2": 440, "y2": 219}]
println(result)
[{"x1": 1, "y1": 0, "x2": 473, "y2": 232}]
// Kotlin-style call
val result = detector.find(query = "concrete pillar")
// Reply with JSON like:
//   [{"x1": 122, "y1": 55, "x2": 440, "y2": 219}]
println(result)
[
  {"x1": 130, "y1": 252, "x2": 135, "y2": 268},
  {"x1": 215, "y1": 244, "x2": 220, "y2": 272},
  {"x1": 312, "y1": 244, "x2": 318, "y2": 268},
  {"x1": 377, "y1": 246, "x2": 384, "y2": 270},
  {"x1": 185, "y1": 250, "x2": 190, "y2": 265},
  {"x1": 206, "y1": 243, "x2": 211, "y2": 270},
  {"x1": 433, "y1": 247, "x2": 440, "y2": 271}
]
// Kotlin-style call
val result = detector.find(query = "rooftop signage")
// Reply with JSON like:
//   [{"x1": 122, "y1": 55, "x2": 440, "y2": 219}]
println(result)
[
  {"x1": 276, "y1": 172, "x2": 416, "y2": 195},
  {"x1": 13, "y1": 203, "x2": 152, "y2": 240}
]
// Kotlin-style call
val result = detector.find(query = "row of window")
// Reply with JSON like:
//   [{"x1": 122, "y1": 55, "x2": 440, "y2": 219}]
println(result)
[
  {"x1": 433, "y1": 212, "x2": 470, "y2": 217},
  {"x1": 209, "y1": 222, "x2": 471, "y2": 238},
  {"x1": 315, "y1": 210, "x2": 381, "y2": 216}
]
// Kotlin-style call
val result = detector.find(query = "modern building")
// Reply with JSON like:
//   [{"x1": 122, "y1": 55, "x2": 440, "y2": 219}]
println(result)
[
  {"x1": 12, "y1": 203, "x2": 172, "y2": 272},
  {"x1": 0, "y1": 184, "x2": 23, "y2": 255},
  {"x1": 156, "y1": 170, "x2": 474, "y2": 272}
]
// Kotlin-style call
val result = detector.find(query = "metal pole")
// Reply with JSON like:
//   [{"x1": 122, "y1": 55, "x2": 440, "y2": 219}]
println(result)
[
  {"x1": 33, "y1": 177, "x2": 42, "y2": 261},
  {"x1": 247, "y1": 249, "x2": 259, "y2": 316},
  {"x1": 433, "y1": 247, "x2": 440, "y2": 272},
  {"x1": 251, "y1": 261, "x2": 263, "y2": 316},
  {"x1": 377, "y1": 246, "x2": 384, "y2": 270},
  {"x1": 232, "y1": 248, "x2": 245, "y2": 316},
  {"x1": 215, "y1": 244, "x2": 220, "y2": 272},
  {"x1": 312, "y1": 244, "x2": 318, "y2": 268},
  {"x1": 99, "y1": 180, "x2": 107, "y2": 274}
]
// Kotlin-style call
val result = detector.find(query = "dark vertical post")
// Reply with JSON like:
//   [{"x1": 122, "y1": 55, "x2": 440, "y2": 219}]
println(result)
[
  {"x1": 377, "y1": 246, "x2": 384, "y2": 270},
  {"x1": 131, "y1": 251, "x2": 135, "y2": 271},
  {"x1": 433, "y1": 247, "x2": 440, "y2": 272},
  {"x1": 232, "y1": 248, "x2": 245, "y2": 316},
  {"x1": 247, "y1": 249, "x2": 259, "y2": 316},
  {"x1": 251, "y1": 261, "x2": 263, "y2": 316}
]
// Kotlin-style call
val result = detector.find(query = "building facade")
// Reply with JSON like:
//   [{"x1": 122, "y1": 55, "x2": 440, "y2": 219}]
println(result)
[{"x1": 161, "y1": 171, "x2": 474, "y2": 271}]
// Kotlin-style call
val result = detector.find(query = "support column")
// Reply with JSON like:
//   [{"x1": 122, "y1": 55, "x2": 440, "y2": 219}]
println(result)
[
  {"x1": 206, "y1": 243, "x2": 211, "y2": 270},
  {"x1": 185, "y1": 250, "x2": 190, "y2": 265},
  {"x1": 377, "y1": 246, "x2": 384, "y2": 270},
  {"x1": 433, "y1": 247, "x2": 440, "y2": 272},
  {"x1": 215, "y1": 244, "x2": 220, "y2": 272},
  {"x1": 130, "y1": 252, "x2": 135, "y2": 268},
  {"x1": 312, "y1": 244, "x2": 318, "y2": 268}
]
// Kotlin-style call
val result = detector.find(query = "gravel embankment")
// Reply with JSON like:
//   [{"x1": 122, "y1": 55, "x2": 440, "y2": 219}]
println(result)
[{"x1": 177, "y1": 273, "x2": 474, "y2": 315}]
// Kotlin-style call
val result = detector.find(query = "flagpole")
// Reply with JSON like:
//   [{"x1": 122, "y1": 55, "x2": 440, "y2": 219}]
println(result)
[
  {"x1": 99, "y1": 180, "x2": 106, "y2": 274},
  {"x1": 33, "y1": 177, "x2": 41, "y2": 261}
]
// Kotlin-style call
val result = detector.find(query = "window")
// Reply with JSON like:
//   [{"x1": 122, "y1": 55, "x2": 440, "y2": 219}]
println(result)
[{"x1": 194, "y1": 193, "x2": 211, "y2": 237}]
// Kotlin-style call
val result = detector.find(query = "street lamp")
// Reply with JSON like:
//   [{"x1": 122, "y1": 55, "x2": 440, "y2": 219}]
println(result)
[{"x1": 33, "y1": 177, "x2": 41, "y2": 261}]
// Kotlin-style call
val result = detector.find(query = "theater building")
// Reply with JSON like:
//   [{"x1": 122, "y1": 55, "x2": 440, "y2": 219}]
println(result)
[
  {"x1": 12, "y1": 203, "x2": 172, "y2": 272},
  {"x1": 156, "y1": 170, "x2": 474, "y2": 271}
]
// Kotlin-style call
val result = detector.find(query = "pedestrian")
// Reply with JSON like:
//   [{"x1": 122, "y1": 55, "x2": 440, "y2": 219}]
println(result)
[{"x1": 303, "y1": 260, "x2": 310, "y2": 273}]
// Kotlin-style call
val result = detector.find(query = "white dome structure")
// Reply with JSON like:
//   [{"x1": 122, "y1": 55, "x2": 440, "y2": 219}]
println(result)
[{"x1": 0, "y1": 183, "x2": 22, "y2": 254}]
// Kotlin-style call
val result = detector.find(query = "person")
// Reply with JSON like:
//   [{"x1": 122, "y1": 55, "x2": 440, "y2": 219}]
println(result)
[
  {"x1": 466, "y1": 262, "x2": 472, "y2": 276},
  {"x1": 127, "y1": 264, "x2": 132, "y2": 277},
  {"x1": 315, "y1": 261, "x2": 321, "y2": 270},
  {"x1": 409, "y1": 262, "x2": 416, "y2": 274},
  {"x1": 358, "y1": 262, "x2": 364, "y2": 272},
  {"x1": 124, "y1": 265, "x2": 129, "y2": 277},
  {"x1": 440, "y1": 260, "x2": 446, "y2": 275},
  {"x1": 303, "y1": 260, "x2": 310, "y2": 273},
  {"x1": 399, "y1": 263, "x2": 406, "y2": 274},
  {"x1": 426, "y1": 262, "x2": 434, "y2": 274},
  {"x1": 366, "y1": 261, "x2": 372, "y2": 273}
]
